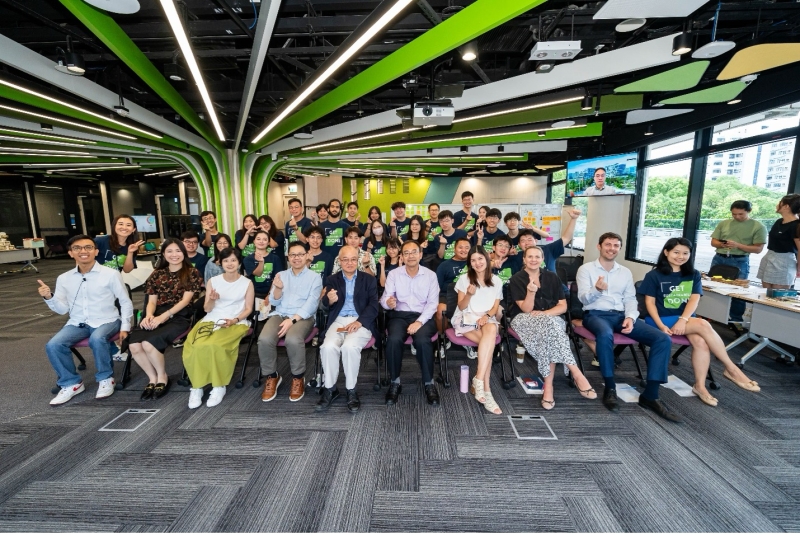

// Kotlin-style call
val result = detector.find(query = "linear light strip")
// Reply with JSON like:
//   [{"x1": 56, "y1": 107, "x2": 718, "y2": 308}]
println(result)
[
  {"x1": 319, "y1": 124, "x2": 586, "y2": 155},
  {"x1": 160, "y1": 0, "x2": 226, "y2": 142},
  {"x1": 252, "y1": 0, "x2": 415, "y2": 144},
  {"x1": 173, "y1": 172, "x2": 190, "y2": 178},
  {"x1": 0, "y1": 103, "x2": 136, "y2": 140},
  {"x1": 338, "y1": 161, "x2": 487, "y2": 167},
  {"x1": 0, "y1": 153, "x2": 96, "y2": 158},
  {"x1": 0, "y1": 135, "x2": 92, "y2": 148},
  {"x1": 337, "y1": 155, "x2": 525, "y2": 162},
  {"x1": 46, "y1": 165, "x2": 141, "y2": 173},
  {"x1": 0, "y1": 127, "x2": 97, "y2": 144},
  {"x1": 0, "y1": 79, "x2": 162, "y2": 139},
  {"x1": 24, "y1": 162, "x2": 132, "y2": 168},
  {"x1": 301, "y1": 127, "x2": 422, "y2": 151},
  {"x1": 0, "y1": 146, "x2": 92, "y2": 155},
  {"x1": 451, "y1": 95, "x2": 584, "y2": 124},
  {"x1": 144, "y1": 169, "x2": 182, "y2": 176}
]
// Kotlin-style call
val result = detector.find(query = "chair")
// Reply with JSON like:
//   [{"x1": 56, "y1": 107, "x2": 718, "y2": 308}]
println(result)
[
  {"x1": 634, "y1": 280, "x2": 719, "y2": 390},
  {"x1": 375, "y1": 307, "x2": 444, "y2": 389},
  {"x1": 568, "y1": 282, "x2": 649, "y2": 387},
  {"x1": 50, "y1": 332, "x2": 121, "y2": 395},
  {"x1": 707, "y1": 264, "x2": 740, "y2": 281},
  {"x1": 555, "y1": 254, "x2": 584, "y2": 287},
  {"x1": 249, "y1": 310, "x2": 321, "y2": 388}
]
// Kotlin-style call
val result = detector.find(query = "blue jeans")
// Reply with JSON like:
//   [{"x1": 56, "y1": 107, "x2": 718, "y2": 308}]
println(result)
[
  {"x1": 710, "y1": 253, "x2": 749, "y2": 321},
  {"x1": 582, "y1": 310, "x2": 671, "y2": 384},
  {"x1": 45, "y1": 320, "x2": 120, "y2": 387}
]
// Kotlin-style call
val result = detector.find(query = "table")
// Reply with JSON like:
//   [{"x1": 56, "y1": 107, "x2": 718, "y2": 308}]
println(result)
[
  {"x1": 0, "y1": 248, "x2": 37, "y2": 273},
  {"x1": 121, "y1": 265, "x2": 154, "y2": 291}
]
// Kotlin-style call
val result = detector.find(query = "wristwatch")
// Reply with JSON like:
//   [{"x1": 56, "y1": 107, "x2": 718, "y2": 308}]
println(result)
[{"x1": 291, "y1": 318, "x2": 297, "y2": 324}]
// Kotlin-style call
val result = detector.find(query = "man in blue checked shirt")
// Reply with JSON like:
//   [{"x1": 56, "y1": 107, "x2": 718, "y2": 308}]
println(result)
[{"x1": 257, "y1": 242, "x2": 322, "y2": 403}]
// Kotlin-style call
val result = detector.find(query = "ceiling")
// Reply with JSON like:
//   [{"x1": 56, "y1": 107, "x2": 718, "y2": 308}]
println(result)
[{"x1": 0, "y1": 0, "x2": 799, "y2": 195}]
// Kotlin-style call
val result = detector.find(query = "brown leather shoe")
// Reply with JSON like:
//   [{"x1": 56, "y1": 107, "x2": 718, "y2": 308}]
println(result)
[
  {"x1": 261, "y1": 375, "x2": 282, "y2": 402},
  {"x1": 289, "y1": 377, "x2": 305, "y2": 402}
]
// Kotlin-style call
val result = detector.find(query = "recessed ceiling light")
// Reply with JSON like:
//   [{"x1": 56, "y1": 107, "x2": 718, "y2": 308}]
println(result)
[
  {"x1": 82, "y1": 0, "x2": 140, "y2": 14},
  {"x1": 616, "y1": 18, "x2": 647, "y2": 32},
  {"x1": 672, "y1": 32, "x2": 693, "y2": 56},
  {"x1": 551, "y1": 120, "x2": 576, "y2": 128},
  {"x1": 727, "y1": 99, "x2": 742, "y2": 105},
  {"x1": 692, "y1": 40, "x2": 736, "y2": 59}
]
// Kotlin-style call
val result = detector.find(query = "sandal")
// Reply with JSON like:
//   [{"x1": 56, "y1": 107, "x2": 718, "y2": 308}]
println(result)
[
  {"x1": 541, "y1": 398, "x2": 555, "y2": 411},
  {"x1": 723, "y1": 370, "x2": 760, "y2": 392},
  {"x1": 483, "y1": 391, "x2": 502, "y2": 415},
  {"x1": 692, "y1": 387, "x2": 718, "y2": 407},
  {"x1": 470, "y1": 377, "x2": 486, "y2": 404}
]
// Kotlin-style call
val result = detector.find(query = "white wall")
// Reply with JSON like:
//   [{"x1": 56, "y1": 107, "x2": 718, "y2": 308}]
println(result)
[
  {"x1": 583, "y1": 195, "x2": 652, "y2": 282},
  {"x1": 267, "y1": 178, "x2": 305, "y2": 225},
  {"x1": 109, "y1": 183, "x2": 141, "y2": 216},
  {"x1": 452, "y1": 175, "x2": 548, "y2": 204}
]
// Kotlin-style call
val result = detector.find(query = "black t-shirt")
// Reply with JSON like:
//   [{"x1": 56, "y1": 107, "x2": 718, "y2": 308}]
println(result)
[
  {"x1": 243, "y1": 251, "x2": 281, "y2": 297},
  {"x1": 492, "y1": 256, "x2": 519, "y2": 286},
  {"x1": 639, "y1": 268, "x2": 703, "y2": 319},
  {"x1": 199, "y1": 230, "x2": 222, "y2": 258},
  {"x1": 320, "y1": 220, "x2": 351, "y2": 257},
  {"x1": 472, "y1": 228, "x2": 504, "y2": 254},
  {"x1": 437, "y1": 229, "x2": 468, "y2": 260},
  {"x1": 436, "y1": 259, "x2": 468, "y2": 297},
  {"x1": 188, "y1": 252, "x2": 209, "y2": 278},
  {"x1": 285, "y1": 217, "x2": 313, "y2": 246},
  {"x1": 767, "y1": 218, "x2": 800, "y2": 254},
  {"x1": 308, "y1": 250, "x2": 334, "y2": 283},
  {"x1": 392, "y1": 217, "x2": 410, "y2": 238},
  {"x1": 234, "y1": 229, "x2": 257, "y2": 257},
  {"x1": 453, "y1": 210, "x2": 479, "y2": 232},
  {"x1": 508, "y1": 269, "x2": 565, "y2": 322}
]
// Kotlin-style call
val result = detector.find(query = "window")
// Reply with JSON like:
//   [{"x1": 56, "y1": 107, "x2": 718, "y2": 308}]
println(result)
[
  {"x1": 712, "y1": 102, "x2": 800, "y2": 146},
  {"x1": 694, "y1": 138, "x2": 796, "y2": 280},
  {"x1": 633, "y1": 159, "x2": 691, "y2": 263},
  {"x1": 551, "y1": 181, "x2": 566, "y2": 204},
  {"x1": 646, "y1": 132, "x2": 694, "y2": 160},
  {"x1": 0, "y1": 183, "x2": 31, "y2": 246}
]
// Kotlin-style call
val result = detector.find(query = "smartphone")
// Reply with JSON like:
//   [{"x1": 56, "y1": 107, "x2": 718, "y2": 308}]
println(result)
[{"x1": 721, "y1": 239, "x2": 728, "y2": 244}]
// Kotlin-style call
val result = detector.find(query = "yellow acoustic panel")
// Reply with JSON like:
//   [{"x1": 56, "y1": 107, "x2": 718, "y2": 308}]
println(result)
[{"x1": 718, "y1": 44, "x2": 800, "y2": 80}]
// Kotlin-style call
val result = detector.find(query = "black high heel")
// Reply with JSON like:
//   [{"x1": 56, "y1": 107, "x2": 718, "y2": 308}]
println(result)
[{"x1": 140, "y1": 383, "x2": 155, "y2": 401}]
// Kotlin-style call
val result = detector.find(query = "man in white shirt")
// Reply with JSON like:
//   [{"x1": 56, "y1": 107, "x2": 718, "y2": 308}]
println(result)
[
  {"x1": 583, "y1": 168, "x2": 617, "y2": 196},
  {"x1": 576, "y1": 232, "x2": 679, "y2": 422},
  {"x1": 38, "y1": 234, "x2": 133, "y2": 405}
]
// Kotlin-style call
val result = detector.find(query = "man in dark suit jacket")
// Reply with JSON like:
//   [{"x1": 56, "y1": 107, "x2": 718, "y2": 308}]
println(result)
[{"x1": 317, "y1": 246, "x2": 379, "y2": 413}]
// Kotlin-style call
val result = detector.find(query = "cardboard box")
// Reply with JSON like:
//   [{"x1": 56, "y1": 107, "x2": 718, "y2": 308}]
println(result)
[{"x1": 23, "y1": 238, "x2": 44, "y2": 249}]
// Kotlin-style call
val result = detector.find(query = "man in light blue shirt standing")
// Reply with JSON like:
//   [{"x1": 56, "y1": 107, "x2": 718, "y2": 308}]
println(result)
[
  {"x1": 576, "y1": 232, "x2": 680, "y2": 423},
  {"x1": 38, "y1": 234, "x2": 133, "y2": 406},
  {"x1": 258, "y1": 242, "x2": 322, "y2": 403}
]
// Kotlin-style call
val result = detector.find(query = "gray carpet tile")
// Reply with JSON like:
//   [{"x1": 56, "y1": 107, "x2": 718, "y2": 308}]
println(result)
[
  {"x1": 749, "y1": 501, "x2": 800, "y2": 532},
  {"x1": 168, "y1": 485, "x2": 242, "y2": 533},
  {"x1": 563, "y1": 496, "x2": 625, "y2": 533},
  {"x1": 213, "y1": 407, "x2": 356, "y2": 432},
  {"x1": 116, "y1": 525, "x2": 170, "y2": 532},
  {"x1": 153, "y1": 429, "x2": 312, "y2": 456},
  {"x1": 754, "y1": 466, "x2": 800, "y2": 497},
  {"x1": 0, "y1": 520, "x2": 123, "y2": 532},
  {"x1": 758, "y1": 439, "x2": 800, "y2": 466},
  {"x1": 418, "y1": 459, "x2": 603, "y2": 497},
  {"x1": 375, "y1": 393, "x2": 420, "y2": 492},
  {"x1": 318, "y1": 411, "x2": 383, "y2": 532},
  {"x1": 91, "y1": 453, "x2": 261, "y2": 486},
  {"x1": 455, "y1": 435, "x2": 622, "y2": 463},
  {"x1": 369, "y1": 491, "x2": 575, "y2": 532},
  {"x1": 0, "y1": 481, "x2": 202, "y2": 524},
  {"x1": 759, "y1": 417, "x2": 800, "y2": 439}
]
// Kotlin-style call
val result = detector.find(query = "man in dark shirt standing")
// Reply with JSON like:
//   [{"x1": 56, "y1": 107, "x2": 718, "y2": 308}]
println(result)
[
  {"x1": 472, "y1": 208, "x2": 504, "y2": 254},
  {"x1": 181, "y1": 231, "x2": 208, "y2": 278},
  {"x1": 436, "y1": 210, "x2": 468, "y2": 260},
  {"x1": 453, "y1": 191, "x2": 478, "y2": 233},
  {"x1": 320, "y1": 198, "x2": 350, "y2": 257},
  {"x1": 285, "y1": 198, "x2": 313, "y2": 246}
]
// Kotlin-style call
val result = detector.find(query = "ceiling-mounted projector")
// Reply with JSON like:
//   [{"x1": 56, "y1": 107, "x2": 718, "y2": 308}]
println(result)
[
  {"x1": 413, "y1": 100, "x2": 455, "y2": 126},
  {"x1": 82, "y1": 0, "x2": 140, "y2": 14},
  {"x1": 529, "y1": 41, "x2": 582, "y2": 61}
]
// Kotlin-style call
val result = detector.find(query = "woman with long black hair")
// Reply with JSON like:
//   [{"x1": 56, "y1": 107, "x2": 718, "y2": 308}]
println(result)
[
  {"x1": 639, "y1": 237, "x2": 760, "y2": 406},
  {"x1": 234, "y1": 214, "x2": 259, "y2": 256},
  {"x1": 94, "y1": 214, "x2": 145, "y2": 273}
]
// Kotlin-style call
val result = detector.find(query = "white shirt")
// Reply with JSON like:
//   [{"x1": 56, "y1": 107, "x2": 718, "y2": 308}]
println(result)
[
  {"x1": 455, "y1": 274, "x2": 503, "y2": 318},
  {"x1": 45, "y1": 261, "x2": 134, "y2": 331},
  {"x1": 202, "y1": 274, "x2": 252, "y2": 327},
  {"x1": 584, "y1": 185, "x2": 617, "y2": 196},
  {"x1": 576, "y1": 259, "x2": 639, "y2": 320}
]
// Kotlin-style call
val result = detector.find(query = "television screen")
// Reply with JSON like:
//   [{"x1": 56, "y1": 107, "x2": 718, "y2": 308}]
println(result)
[
  {"x1": 566, "y1": 152, "x2": 638, "y2": 197},
  {"x1": 132, "y1": 214, "x2": 158, "y2": 233}
]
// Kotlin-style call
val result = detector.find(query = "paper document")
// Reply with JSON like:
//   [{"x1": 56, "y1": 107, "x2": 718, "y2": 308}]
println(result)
[
  {"x1": 661, "y1": 375, "x2": 695, "y2": 397},
  {"x1": 614, "y1": 383, "x2": 640, "y2": 403}
]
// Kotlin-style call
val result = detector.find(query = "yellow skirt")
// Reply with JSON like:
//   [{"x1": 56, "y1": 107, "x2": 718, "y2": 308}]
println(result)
[{"x1": 182, "y1": 322, "x2": 250, "y2": 388}]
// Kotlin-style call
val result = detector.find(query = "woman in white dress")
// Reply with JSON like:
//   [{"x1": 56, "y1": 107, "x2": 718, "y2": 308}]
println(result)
[
  {"x1": 454, "y1": 246, "x2": 503, "y2": 414},
  {"x1": 182, "y1": 248, "x2": 254, "y2": 409}
]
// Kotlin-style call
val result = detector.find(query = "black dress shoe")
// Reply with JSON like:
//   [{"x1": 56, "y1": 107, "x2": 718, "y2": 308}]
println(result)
[
  {"x1": 424, "y1": 384, "x2": 440, "y2": 406},
  {"x1": 140, "y1": 383, "x2": 155, "y2": 401},
  {"x1": 315, "y1": 387, "x2": 340, "y2": 412},
  {"x1": 638, "y1": 396, "x2": 683, "y2": 423},
  {"x1": 346, "y1": 389, "x2": 360, "y2": 413},
  {"x1": 385, "y1": 383, "x2": 402, "y2": 405},
  {"x1": 153, "y1": 379, "x2": 170, "y2": 400},
  {"x1": 603, "y1": 388, "x2": 619, "y2": 412}
]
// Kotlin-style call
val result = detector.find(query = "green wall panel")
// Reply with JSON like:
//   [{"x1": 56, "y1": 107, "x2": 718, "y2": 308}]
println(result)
[
  {"x1": 343, "y1": 176, "x2": 432, "y2": 220},
  {"x1": 424, "y1": 176, "x2": 462, "y2": 204}
]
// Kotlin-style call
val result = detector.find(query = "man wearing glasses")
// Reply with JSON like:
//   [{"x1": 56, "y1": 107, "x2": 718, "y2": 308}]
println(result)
[
  {"x1": 381, "y1": 240, "x2": 441, "y2": 406},
  {"x1": 258, "y1": 242, "x2": 322, "y2": 403},
  {"x1": 181, "y1": 231, "x2": 208, "y2": 278},
  {"x1": 316, "y1": 246, "x2": 379, "y2": 413},
  {"x1": 37, "y1": 235, "x2": 133, "y2": 405}
]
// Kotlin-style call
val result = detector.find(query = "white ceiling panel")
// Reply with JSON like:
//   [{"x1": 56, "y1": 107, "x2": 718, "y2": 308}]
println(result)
[
  {"x1": 594, "y1": 0, "x2": 708, "y2": 19},
  {"x1": 626, "y1": 108, "x2": 694, "y2": 124}
]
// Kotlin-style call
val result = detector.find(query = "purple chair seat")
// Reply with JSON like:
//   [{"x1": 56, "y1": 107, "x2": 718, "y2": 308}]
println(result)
[
  {"x1": 404, "y1": 333, "x2": 438, "y2": 345},
  {"x1": 72, "y1": 332, "x2": 120, "y2": 348},
  {"x1": 277, "y1": 327, "x2": 319, "y2": 347},
  {"x1": 572, "y1": 324, "x2": 638, "y2": 345},
  {"x1": 364, "y1": 336, "x2": 376, "y2": 349},
  {"x1": 670, "y1": 334, "x2": 691, "y2": 346},
  {"x1": 444, "y1": 328, "x2": 501, "y2": 347},
  {"x1": 508, "y1": 327, "x2": 521, "y2": 341}
]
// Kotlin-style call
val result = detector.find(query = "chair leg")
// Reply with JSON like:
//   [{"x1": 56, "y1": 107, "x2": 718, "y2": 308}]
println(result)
[
  {"x1": 707, "y1": 366, "x2": 720, "y2": 390},
  {"x1": 71, "y1": 348, "x2": 87, "y2": 371},
  {"x1": 177, "y1": 366, "x2": 191, "y2": 387},
  {"x1": 500, "y1": 331, "x2": 517, "y2": 390},
  {"x1": 238, "y1": 332, "x2": 257, "y2": 389},
  {"x1": 309, "y1": 344, "x2": 323, "y2": 393},
  {"x1": 671, "y1": 345, "x2": 688, "y2": 366},
  {"x1": 440, "y1": 338, "x2": 450, "y2": 388}
]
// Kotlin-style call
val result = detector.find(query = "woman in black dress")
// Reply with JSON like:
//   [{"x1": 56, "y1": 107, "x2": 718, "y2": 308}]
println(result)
[{"x1": 128, "y1": 239, "x2": 202, "y2": 400}]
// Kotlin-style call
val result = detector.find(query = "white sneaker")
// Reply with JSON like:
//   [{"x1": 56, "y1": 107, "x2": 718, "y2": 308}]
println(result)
[
  {"x1": 95, "y1": 378, "x2": 115, "y2": 399},
  {"x1": 206, "y1": 386, "x2": 226, "y2": 407},
  {"x1": 445, "y1": 340, "x2": 452, "y2": 350},
  {"x1": 516, "y1": 345, "x2": 526, "y2": 363},
  {"x1": 50, "y1": 382, "x2": 85, "y2": 405},
  {"x1": 188, "y1": 388, "x2": 204, "y2": 409},
  {"x1": 112, "y1": 349, "x2": 128, "y2": 362},
  {"x1": 591, "y1": 357, "x2": 600, "y2": 367},
  {"x1": 465, "y1": 346, "x2": 477, "y2": 360},
  {"x1": 410, "y1": 345, "x2": 417, "y2": 356}
]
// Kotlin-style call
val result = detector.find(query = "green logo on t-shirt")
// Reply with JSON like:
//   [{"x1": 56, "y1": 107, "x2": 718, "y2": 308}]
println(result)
[
  {"x1": 497, "y1": 267, "x2": 512, "y2": 284},
  {"x1": 483, "y1": 240, "x2": 494, "y2": 254},
  {"x1": 288, "y1": 229, "x2": 299, "y2": 243},
  {"x1": 372, "y1": 246, "x2": 386, "y2": 260},
  {"x1": 428, "y1": 227, "x2": 441, "y2": 241},
  {"x1": 207, "y1": 247, "x2": 214, "y2": 258},
  {"x1": 325, "y1": 228, "x2": 343, "y2": 247},
  {"x1": 444, "y1": 242, "x2": 456, "y2": 260},
  {"x1": 310, "y1": 260, "x2": 326, "y2": 276},
  {"x1": 103, "y1": 254, "x2": 126, "y2": 270},
  {"x1": 664, "y1": 280, "x2": 693, "y2": 309},
  {"x1": 242, "y1": 243, "x2": 256, "y2": 256},
  {"x1": 255, "y1": 263, "x2": 273, "y2": 283},
  {"x1": 464, "y1": 218, "x2": 475, "y2": 231}
]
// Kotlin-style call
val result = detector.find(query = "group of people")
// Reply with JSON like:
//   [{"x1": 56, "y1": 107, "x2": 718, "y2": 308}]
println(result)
[{"x1": 40, "y1": 192, "x2": 799, "y2": 421}]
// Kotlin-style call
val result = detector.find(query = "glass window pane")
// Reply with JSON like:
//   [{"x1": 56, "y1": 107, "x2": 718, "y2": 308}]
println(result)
[
  {"x1": 712, "y1": 102, "x2": 800, "y2": 146},
  {"x1": 696, "y1": 139, "x2": 794, "y2": 282},
  {"x1": 551, "y1": 181, "x2": 566, "y2": 204},
  {"x1": 646, "y1": 132, "x2": 694, "y2": 160},
  {"x1": 570, "y1": 196, "x2": 588, "y2": 250},
  {"x1": 634, "y1": 160, "x2": 691, "y2": 263}
]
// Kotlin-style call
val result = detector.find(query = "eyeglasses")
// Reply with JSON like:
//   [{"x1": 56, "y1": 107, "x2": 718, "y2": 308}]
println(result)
[
  {"x1": 288, "y1": 253, "x2": 306, "y2": 258},
  {"x1": 183, "y1": 240, "x2": 198, "y2": 245},
  {"x1": 71, "y1": 245, "x2": 95, "y2": 252},
  {"x1": 340, "y1": 258, "x2": 358, "y2": 263},
  {"x1": 402, "y1": 250, "x2": 419, "y2": 256}
]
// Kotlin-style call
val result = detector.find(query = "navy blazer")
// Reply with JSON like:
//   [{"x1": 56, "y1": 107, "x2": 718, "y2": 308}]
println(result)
[{"x1": 321, "y1": 271, "x2": 379, "y2": 342}]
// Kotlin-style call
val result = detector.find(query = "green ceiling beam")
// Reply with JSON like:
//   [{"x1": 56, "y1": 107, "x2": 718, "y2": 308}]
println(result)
[
  {"x1": 252, "y1": 0, "x2": 549, "y2": 149},
  {"x1": 59, "y1": 0, "x2": 224, "y2": 151}
]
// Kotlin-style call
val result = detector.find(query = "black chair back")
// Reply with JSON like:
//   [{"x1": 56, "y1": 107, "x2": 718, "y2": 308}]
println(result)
[
  {"x1": 568, "y1": 282, "x2": 585, "y2": 321},
  {"x1": 444, "y1": 281, "x2": 459, "y2": 320},
  {"x1": 708, "y1": 264, "x2": 739, "y2": 280},
  {"x1": 633, "y1": 280, "x2": 649, "y2": 319},
  {"x1": 556, "y1": 255, "x2": 584, "y2": 286}
]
